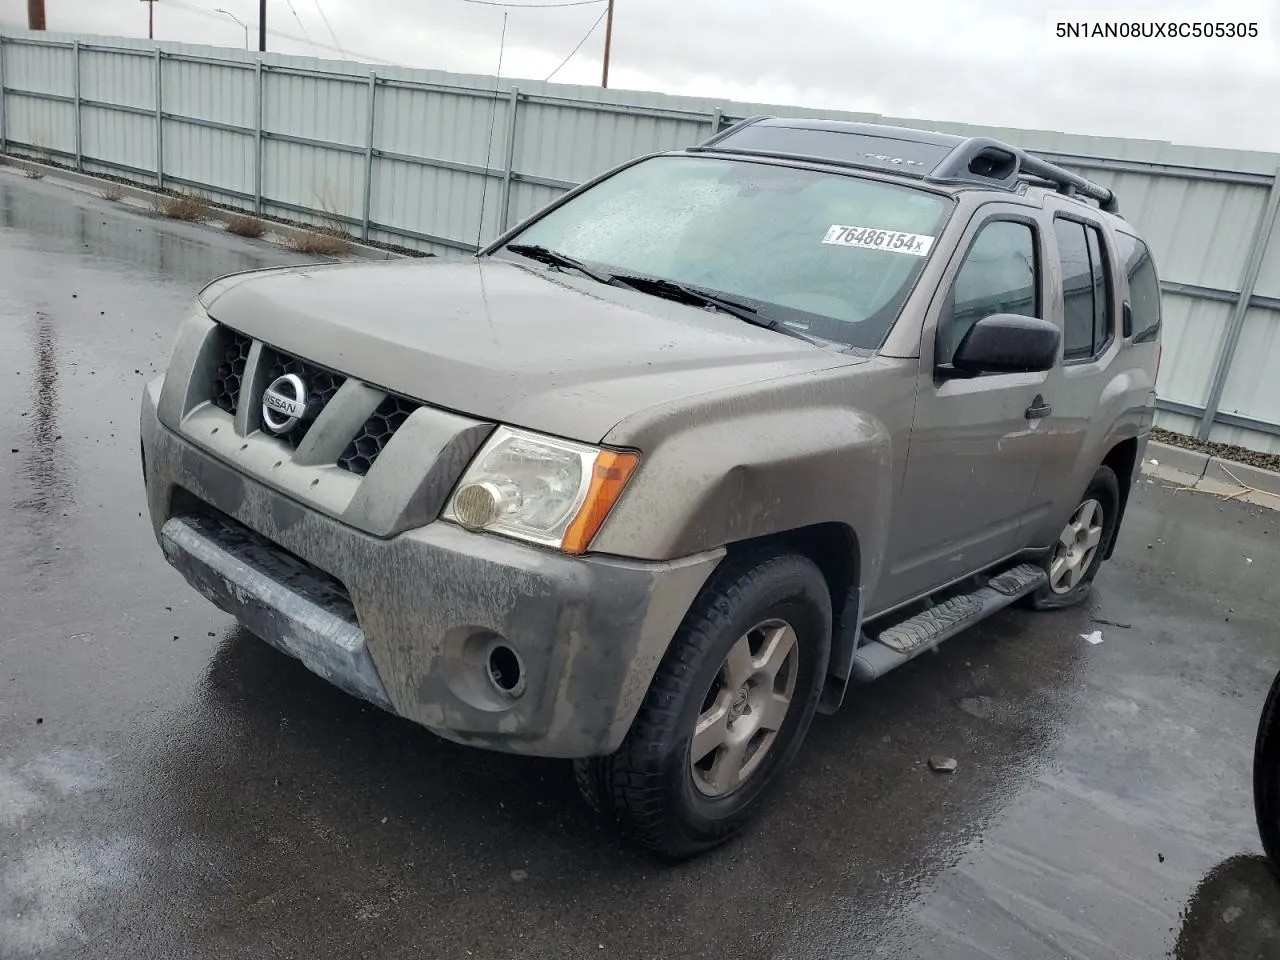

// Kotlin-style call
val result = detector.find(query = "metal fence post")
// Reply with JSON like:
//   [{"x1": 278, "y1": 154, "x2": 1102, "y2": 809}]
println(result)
[
  {"x1": 72, "y1": 40, "x2": 82, "y2": 171},
  {"x1": 498, "y1": 85, "x2": 519, "y2": 233},
  {"x1": 1197, "y1": 165, "x2": 1280, "y2": 441},
  {"x1": 0, "y1": 38, "x2": 7, "y2": 155},
  {"x1": 709, "y1": 107, "x2": 722, "y2": 138},
  {"x1": 362, "y1": 71, "x2": 377, "y2": 241},
  {"x1": 154, "y1": 48, "x2": 164, "y2": 189},
  {"x1": 254, "y1": 58, "x2": 264, "y2": 214}
]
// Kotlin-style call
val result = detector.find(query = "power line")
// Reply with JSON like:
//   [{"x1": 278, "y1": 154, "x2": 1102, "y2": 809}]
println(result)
[
  {"x1": 281, "y1": 0, "x2": 321, "y2": 56},
  {"x1": 544, "y1": 6, "x2": 607, "y2": 81},
  {"x1": 311, "y1": 0, "x2": 347, "y2": 58},
  {"x1": 460, "y1": 0, "x2": 606, "y2": 7},
  {"x1": 152, "y1": 0, "x2": 610, "y2": 81},
  {"x1": 165, "y1": 0, "x2": 407, "y2": 65},
  {"x1": 476, "y1": 12, "x2": 509, "y2": 249}
]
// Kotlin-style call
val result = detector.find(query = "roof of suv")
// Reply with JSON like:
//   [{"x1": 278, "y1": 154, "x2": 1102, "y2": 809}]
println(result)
[{"x1": 688, "y1": 116, "x2": 1123, "y2": 218}]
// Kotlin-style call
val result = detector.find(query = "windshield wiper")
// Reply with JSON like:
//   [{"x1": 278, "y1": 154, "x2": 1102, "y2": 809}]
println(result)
[
  {"x1": 505, "y1": 253, "x2": 827, "y2": 346},
  {"x1": 609, "y1": 274, "x2": 816, "y2": 341},
  {"x1": 611, "y1": 274, "x2": 762, "y2": 320},
  {"x1": 504, "y1": 244, "x2": 615, "y2": 285}
]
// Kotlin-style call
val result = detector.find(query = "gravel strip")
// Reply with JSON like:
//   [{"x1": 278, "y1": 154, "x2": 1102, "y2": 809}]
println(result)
[{"x1": 1152, "y1": 427, "x2": 1280, "y2": 475}]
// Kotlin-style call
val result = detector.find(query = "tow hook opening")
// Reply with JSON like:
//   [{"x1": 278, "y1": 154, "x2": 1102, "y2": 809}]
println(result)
[{"x1": 487, "y1": 642, "x2": 525, "y2": 698}]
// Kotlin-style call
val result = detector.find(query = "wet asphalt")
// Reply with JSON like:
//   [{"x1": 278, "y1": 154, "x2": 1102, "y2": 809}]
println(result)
[{"x1": 3, "y1": 171, "x2": 1280, "y2": 960}]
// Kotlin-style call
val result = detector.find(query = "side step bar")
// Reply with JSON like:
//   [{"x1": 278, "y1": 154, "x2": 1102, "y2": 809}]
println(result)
[{"x1": 851, "y1": 562, "x2": 1046, "y2": 682}]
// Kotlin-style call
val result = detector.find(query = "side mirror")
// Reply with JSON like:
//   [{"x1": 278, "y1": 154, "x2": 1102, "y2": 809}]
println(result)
[{"x1": 951, "y1": 313, "x2": 1060, "y2": 374}]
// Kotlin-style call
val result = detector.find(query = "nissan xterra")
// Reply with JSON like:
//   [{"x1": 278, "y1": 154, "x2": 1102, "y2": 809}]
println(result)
[{"x1": 140, "y1": 118, "x2": 1162, "y2": 858}]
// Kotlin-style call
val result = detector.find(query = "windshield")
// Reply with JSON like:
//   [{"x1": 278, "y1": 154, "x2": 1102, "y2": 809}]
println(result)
[{"x1": 498, "y1": 155, "x2": 952, "y2": 349}]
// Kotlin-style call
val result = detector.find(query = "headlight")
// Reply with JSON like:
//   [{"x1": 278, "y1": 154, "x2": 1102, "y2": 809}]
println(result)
[{"x1": 442, "y1": 426, "x2": 639, "y2": 554}]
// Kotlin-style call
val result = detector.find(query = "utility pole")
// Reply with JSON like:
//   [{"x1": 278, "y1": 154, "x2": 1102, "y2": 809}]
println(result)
[
  {"x1": 600, "y1": 0, "x2": 614, "y2": 88},
  {"x1": 28, "y1": 0, "x2": 46, "y2": 30},
  {"x1": 259, "y1": 0, "x2": 267, "y2": 52},
  {"x1": 143, "y1": 0, "x2": 156, "y2": 40}
]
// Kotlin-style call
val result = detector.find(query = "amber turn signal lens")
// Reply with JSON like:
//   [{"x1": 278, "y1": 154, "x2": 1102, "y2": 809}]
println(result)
[{"x1": 561, "y1": 450, "x2": 640, "y2": 555}]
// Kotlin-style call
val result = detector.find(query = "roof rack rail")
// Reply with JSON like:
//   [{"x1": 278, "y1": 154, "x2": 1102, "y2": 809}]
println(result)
[
  {"x1": 699, "y1": 115, "x2": 772, "y2": 148},
  {"x1": 928, "y1": 137, "x2": 1120, "y2": 214},
  {"x1": 1020, "y1": 152, "x2": 1120, "y2": 214},
  {"x1": 693, "y1": 117, "x2": 1120, "y2": 215}
]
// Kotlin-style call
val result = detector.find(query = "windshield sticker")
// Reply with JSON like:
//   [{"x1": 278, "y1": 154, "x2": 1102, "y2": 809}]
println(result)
[{"x1": 822, "y1": 225, "x2": 935, "y2": 256}]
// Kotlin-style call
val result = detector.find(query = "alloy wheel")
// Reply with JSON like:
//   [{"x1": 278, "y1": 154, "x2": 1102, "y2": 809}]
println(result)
[
  {"x1": 690, "y1": 619, "x2": 799, "y2": 797},
  {"x1": 1049, "y1": 498, "x2": 1105, "y2": 594}
]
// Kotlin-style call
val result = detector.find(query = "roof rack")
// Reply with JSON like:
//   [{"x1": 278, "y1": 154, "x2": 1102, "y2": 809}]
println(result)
[{"x1": 691, "y1": 117, "x2": 1121, "y2": 215}]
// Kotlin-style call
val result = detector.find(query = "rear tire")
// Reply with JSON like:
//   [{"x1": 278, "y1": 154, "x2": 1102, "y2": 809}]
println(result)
[
  {"x1": 1255, "y1": 667, "x2": 1280, "y2": 872},
  {"x1": 575, "y1": 551, "x2": 831, "y2": 859},
  {"x1": 1025, "y1": 465, "x2": 1120, "y2": 611}
]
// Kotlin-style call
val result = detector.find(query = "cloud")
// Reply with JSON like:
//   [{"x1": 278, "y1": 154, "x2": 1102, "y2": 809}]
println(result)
[{"x1": 4, "y1": 0, "x2": 1278, "y2": 151}]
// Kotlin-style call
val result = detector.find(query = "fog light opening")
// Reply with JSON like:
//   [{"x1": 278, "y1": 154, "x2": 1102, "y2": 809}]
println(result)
[{"x1": 487, "y1": 642, "x2": 525, "y2": 698}]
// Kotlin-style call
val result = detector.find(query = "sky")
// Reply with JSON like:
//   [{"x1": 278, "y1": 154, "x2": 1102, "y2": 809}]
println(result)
[{"x1": 4, "y1": 0, "x2": 1279, "y2": 152}]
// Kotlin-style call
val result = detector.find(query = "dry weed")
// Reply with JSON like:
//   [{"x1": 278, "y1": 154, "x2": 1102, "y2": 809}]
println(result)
[
  {"x1": 287, "y1": 228, "x2": 352, "y2": 256},
  {"x1": 154, "y1": 193, "x2": 210, "y2": 221},
  {"x1": 226, "y1": 214, "x2": 266, "y2": 238}
]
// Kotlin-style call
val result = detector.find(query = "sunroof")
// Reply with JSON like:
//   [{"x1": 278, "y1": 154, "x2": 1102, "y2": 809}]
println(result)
[{"x1": 707, "y1": 124, "x2": 957, "y2": 177}]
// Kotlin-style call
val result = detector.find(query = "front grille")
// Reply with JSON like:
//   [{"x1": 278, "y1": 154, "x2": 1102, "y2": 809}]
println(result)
[
  {"x1": 262, "y1": 349, "x2": 346, "y2": 449},
  {"x1": 338, "y1": 395, "x2": 420, "y2": 476},
  {"x1": 206, "y1": 325, "x2": 420, "y2": 476},
  {"x1": 211, "y1": 331, "x2": 252, "y2": 414}
]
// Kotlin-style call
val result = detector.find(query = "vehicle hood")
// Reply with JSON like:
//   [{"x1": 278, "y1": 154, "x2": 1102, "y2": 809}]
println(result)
[{"x1": 200, "y1": 257, "x2": 865, "y2": 442}]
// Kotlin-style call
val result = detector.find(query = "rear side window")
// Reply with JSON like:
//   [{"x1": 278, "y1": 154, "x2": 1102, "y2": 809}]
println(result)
[
  {"x1": 1054, "y1": 218, "x2": 1114, "y2": 361},
  {"x1": 936, "y1": 220, "x2": 1039, "y2": 366},
  {"x1": 1115, "y1": 232, "x2": 1162, "y2": 343},
  {"x1": 1086, "y1": 228, "x2": 1111, "y2": 350}
]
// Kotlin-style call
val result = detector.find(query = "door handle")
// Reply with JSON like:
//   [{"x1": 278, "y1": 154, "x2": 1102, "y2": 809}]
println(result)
[{"x1": 1025, "y1": 397, "x2": 1052, "y2": 420}]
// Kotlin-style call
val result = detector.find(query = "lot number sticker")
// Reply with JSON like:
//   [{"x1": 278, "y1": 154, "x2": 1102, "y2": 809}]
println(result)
[{"x1": 822, "y1": 225, "x2": 935, "y2": 256}]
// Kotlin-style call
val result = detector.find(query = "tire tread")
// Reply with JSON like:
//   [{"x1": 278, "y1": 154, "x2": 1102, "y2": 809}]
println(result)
[
  {"x1": 1026, "y1": 464, "x2": 1120, "y2": 611},
  {"x1": 576, "y1": 551, "x2": 828, "y2": 859}
]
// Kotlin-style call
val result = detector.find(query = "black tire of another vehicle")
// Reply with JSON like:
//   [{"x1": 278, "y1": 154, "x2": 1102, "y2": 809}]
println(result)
[
  {"x1": 574, "y1": 551, "x2": 832, "y2": 860},
  {"x1": 1025, "y1": 464, "x2": 1121, "y2": 611},
  {"x1": 1255, "y1": 667, "x2": 1280, "y2": 873}
]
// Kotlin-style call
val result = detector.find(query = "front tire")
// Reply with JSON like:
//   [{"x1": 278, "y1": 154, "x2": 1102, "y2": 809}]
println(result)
[
  {"x1": 575, "y1": 551, "x2": 831, "y2": 859},
  {"x1": 1026, "y1": 464, "x2": 1120, "y2": 611}
]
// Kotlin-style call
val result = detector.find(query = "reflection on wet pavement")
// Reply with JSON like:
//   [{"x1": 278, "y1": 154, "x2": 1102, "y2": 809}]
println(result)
[
  {"x1": 2, "y1": 172, "x2": 1279, "y2": 960},
  {"x1": 1171, "y1": 856, "x2": 1280, "y2": 959},
  {"x1": 15, "y1": 313, "x2": 68, "y2": 533}
]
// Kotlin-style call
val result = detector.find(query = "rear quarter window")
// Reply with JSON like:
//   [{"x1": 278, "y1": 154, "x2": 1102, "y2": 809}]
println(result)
[{"x1": 1115, "y1": 232, "x2": 1162, "y2": 343}]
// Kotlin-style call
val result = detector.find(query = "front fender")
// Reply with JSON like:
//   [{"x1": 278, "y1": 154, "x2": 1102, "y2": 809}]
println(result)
[{"x1": 593, "y1": 360, "x2": 913, "y2": 604}]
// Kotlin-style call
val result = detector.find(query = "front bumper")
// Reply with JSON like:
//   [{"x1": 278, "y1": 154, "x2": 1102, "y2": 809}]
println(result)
[
  {"x1": 161, "y1": 511, "x2": 395, "y2": 712},
  {"x1": 141, "y1": 379, "x2": 723, "y2": 757}
]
